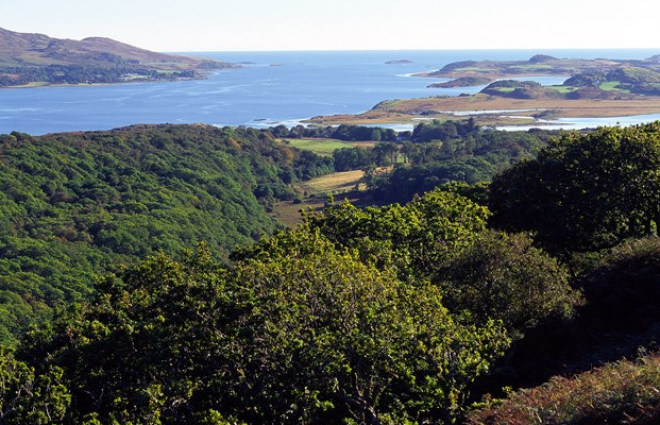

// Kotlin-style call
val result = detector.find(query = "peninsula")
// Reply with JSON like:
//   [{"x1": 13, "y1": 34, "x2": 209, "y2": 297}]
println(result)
[
  {"x1": 0, "y1": 27, "x2": 237, "y2": 88},
  {"x1": 418, "y1": 54, "x2": 639, "y2": 81},
  {"x1": 309, "y1": 54, "x2": 660, "y2": 127}
]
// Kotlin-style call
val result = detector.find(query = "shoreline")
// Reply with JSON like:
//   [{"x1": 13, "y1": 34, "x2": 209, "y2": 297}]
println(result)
[
  {"x1": 0, "y1": 65, "x2": 240, "y2": 90},
  {"x1": 0, "y1": 75, "x2": 212, "y2": 90},
  {"x1": 306, "y1": 94, "x2": 660, "y2": 128}
]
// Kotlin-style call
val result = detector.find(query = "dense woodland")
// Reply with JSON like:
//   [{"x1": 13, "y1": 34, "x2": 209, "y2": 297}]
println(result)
[
  {"x1": 0, "y1": 124, "x2": 333, "y2": 344},
  {"x1": 0, "y1": 121, "x2": 546, "y2": 346},
  {"x1": 304, "y1": 120, "x2": 553, "y2": 204},
  {"x1": 370, "y1": 122, "x2": 552, "y2": 203},
  {"x1": 2, "y1": 122, "x2": 660, "y2": 423}
]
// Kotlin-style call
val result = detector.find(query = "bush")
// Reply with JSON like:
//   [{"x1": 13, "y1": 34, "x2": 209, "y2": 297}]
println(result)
[{"x1": 436, "y1": 231, "x2": 583, "y2": 337}]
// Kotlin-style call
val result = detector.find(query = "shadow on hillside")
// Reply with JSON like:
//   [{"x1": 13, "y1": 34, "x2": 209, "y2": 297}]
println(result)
[{"x1": 472, "y1": 237, "x2": 660, "y2": 397}]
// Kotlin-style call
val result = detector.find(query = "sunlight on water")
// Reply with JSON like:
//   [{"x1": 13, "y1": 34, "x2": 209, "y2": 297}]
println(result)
[{"x1": 1, "y1": 49, "x2": 659, "y2": 135}]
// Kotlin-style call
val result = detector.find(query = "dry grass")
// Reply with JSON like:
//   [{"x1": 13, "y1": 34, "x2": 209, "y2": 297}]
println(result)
[
  {"x1": 468, "y1": 353, "x2": 660, "y2": 425},
  {"x1": 269, "y1": 199, "x2": 324, "y2": 228},
  {"x1": 269, "y1": 170, "x2": 368, "y2": 227},
  {"x1": 300, "y1": 170, "x2": 366, "y2": 193},
  {"x1": 278, "y1": 138, "x2": 377, "y2": 155},
  {"x1": 308, "y1": 94, "x2": 660, "y2": 126}
]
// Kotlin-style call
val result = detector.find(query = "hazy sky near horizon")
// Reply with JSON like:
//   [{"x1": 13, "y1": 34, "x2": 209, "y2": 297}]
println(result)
[{"x1": 2, "y1": 0, "x2": 659, "y2": 52}]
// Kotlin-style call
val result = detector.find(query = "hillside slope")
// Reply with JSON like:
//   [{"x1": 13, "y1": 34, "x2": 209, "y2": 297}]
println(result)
[
  {"x1": 0, "y1": 124, "x2": 333, "y2": 344},
  {"x1": 0, "y1": 27, "x2": 235, "y2": 86}
]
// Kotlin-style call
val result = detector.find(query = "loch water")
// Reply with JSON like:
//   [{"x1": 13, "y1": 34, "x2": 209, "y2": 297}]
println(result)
[{"x1": 1, "y1": 49, "x2": 659, "y2": 135}]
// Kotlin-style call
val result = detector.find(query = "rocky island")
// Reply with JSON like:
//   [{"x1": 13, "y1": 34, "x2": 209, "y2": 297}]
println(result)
[
  {"x1": 385, "y1": 59, "x2": 413, "y2": 64},
  {"x1": 0, "y1": 27, "x2": 237, "y2": 87}
]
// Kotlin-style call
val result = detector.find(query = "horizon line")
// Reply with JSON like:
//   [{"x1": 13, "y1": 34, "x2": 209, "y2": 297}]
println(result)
[{"x1": 166, "y1": 47, "x2": 660, "y2": 54}]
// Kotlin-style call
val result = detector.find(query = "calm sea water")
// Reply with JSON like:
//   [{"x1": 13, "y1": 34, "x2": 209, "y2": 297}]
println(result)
[{"x1": 1, "y1": 49, "x2": 659, "y2": 135}]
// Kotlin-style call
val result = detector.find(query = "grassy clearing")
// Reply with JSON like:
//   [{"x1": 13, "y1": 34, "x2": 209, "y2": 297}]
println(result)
[
  {"x1": 278, "y1": 138, "x2": 373, "y2": 155},
  {"x1": 270, "y1": 170, "x2": 376, "y2": 227},
  {"x1": 551, "y1": 85, "x2": 577, "y2": 94},
  {"x1": 454, "y1": 67, "x2": 492, "y2": 72},
  {"x1": 510, "y1": 64, "x2": 555, "y2": 70},
  {"x1": 269, "y1": 199, "x2": 322, "y2": 228},
  {"x1": 599, "y1": 80, "x2": 632, "y2": 94},
  {"x1": 600, "y1": 81, "x2": 621, "y2": 91},
  {"x1": 268, "y1": 168, "x2": 368, "y2": 228},
  {"x1": 301, "y1": 170, "x2": 366, "y2": 193},
  {"x1": 270, "y1": 189, "x2": 374, "y2": 228}
]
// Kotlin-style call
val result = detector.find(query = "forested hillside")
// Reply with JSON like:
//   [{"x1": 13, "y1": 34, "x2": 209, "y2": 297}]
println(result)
[
  {"x1": 2, "y1": 123, "x2": 660, "y2": 424},
  {"x1": 0, "y1": 124, "x2": 332, "y2": 343},
  {"x1": 5, "y1": 188, "x2": 579, "y2": 425}
]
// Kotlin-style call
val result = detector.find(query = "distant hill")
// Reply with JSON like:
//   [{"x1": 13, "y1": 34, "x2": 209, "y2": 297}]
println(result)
[
  {"x1": 420, "y1": 54, "x2": 660, "y2": 84},
  {"x1": 0, "y1": 27, "x2": 236, "y2": 87},
  {"x1": 417, "y1": 54, "x2": 660, "y2": 101}
]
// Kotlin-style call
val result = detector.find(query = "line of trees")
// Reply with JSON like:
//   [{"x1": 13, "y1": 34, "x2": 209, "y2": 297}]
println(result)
[
  {"x1": 270, "y1": 123, "x2": 401, "y2": 142},
  {"x1": 0, "y1": 65, "x2": 202, "y2": 87}
]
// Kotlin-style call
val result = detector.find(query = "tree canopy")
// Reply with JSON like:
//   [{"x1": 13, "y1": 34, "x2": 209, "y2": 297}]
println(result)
[
  {"x1": 0, "y1": 124, "x2": 333, "y2": 344},
  {"x1": 490, "y1": 122, "x2": 660, "y2": 253},
  {"x1": 15, "y1": 238, "x2": 509, "y2": 425},
  {"x1": 2, "y1": 121, "x2": 652, "y2": 424},
  {"x1": 1, "y1": 187, "x2": 586, "y2": 424}
]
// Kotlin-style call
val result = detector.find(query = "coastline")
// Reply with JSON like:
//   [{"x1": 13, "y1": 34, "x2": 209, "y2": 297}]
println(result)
[
  {"x1": 6, "y1": 49, "x2": 660, "y2": 135},
  {"x1": 306, "y1": 94, "x2": 660, "y2": 128},
  {"x1": 0, "y1": 70, "x2": 227, "y2": 90},
  {"x1": 2, "y1": 78, "x2": 201, "y2": 90}
]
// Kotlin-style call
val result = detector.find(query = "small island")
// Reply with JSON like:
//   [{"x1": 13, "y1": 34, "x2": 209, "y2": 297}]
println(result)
[
  {"x1": 419, "y1": 54, "x2": 605, "y2": 80},
  {"x1": 385, "y1": 59, "x2": 413, "y2": 64},
  {"x1": 0, "y1": 27, "x2": 237, "y2": 88},
  {"x1": 427, "y1": 76, "x2": 492, "y2": 88},
  {"x1": 309, "y1": 53, "x2": 660, "y2": 127}
]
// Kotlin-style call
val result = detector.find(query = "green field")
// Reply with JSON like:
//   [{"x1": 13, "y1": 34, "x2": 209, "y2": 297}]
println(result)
[
  {"x1": 509, "y1": 64, "x2": 555, "y2": 70},
  {"x1": 599, "y1": 81, "x2": 631, "y2": 93},
  {"x1": 453, "y1": 67, "x2": 492, "y2": 73},
  {"x1": 269, "y1": 170, "x2": 367, "y2": 227},
  {"x1": 493, "y1": 87, "x2": 516, "y2": 93},
  {"x1": 279, "y1": 138, "x2": 374, "y2": 155},
  {"x1": 301, "y1": 170, "x2": 366, "y2": 193},
  {"x1": 551, "y1": 85, "x2": 578, "y2": 94}
]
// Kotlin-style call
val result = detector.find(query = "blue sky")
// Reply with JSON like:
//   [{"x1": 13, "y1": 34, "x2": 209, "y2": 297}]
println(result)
[{"x1": 2, "y1": 0, "x2": 659, "y2": 52}]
